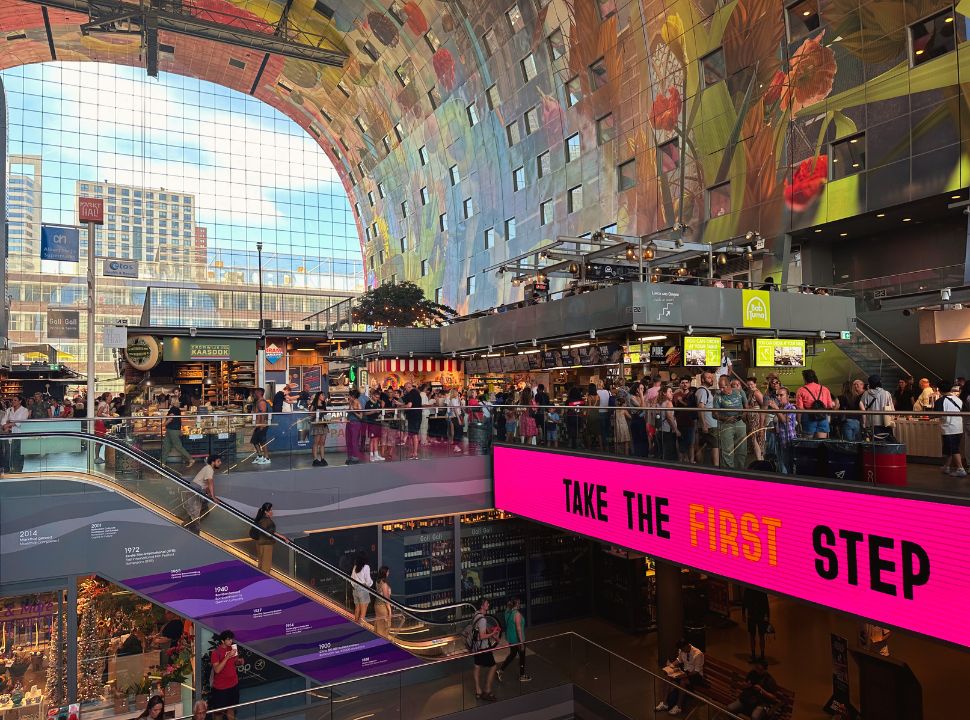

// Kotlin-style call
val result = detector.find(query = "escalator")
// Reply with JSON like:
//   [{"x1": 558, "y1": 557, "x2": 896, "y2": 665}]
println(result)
[{"x1": 0, "y1": 431, "x2": 477, "y2": 684}]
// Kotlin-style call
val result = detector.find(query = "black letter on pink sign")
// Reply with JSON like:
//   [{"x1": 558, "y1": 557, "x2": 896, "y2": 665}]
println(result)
[
  {"x1": 563, "y1": 478, "x2": 572, "y2": 513},
  {"x1": 901, "y1": 541, "x2": 930, "y2": 600}
]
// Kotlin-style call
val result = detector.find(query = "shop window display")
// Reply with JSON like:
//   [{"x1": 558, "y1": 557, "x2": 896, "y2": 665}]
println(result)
[{"x1": 0, "y1": 591, "x2": 63, "y2": 714}]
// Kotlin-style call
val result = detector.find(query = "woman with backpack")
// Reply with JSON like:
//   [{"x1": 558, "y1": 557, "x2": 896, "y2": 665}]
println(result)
[
  {"x1": 497, "y1": 597, "x2": 531, "y2": 683},
  {"x1": 795, "y1": 369, "x2": 835, "y2": 438}
]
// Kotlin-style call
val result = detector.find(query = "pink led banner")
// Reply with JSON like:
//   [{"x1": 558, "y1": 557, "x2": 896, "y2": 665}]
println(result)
[{"x1": 493, "y1": 446, "x2": 966, "y2": 648}]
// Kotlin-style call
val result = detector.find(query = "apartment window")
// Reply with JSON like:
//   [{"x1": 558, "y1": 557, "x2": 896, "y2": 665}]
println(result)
[
  {"x1": 466, "y1": 103, "x2": 480, "y2": 127},
  {"x1": 565, "y1": 132, "x2": 581, "y2": 163},
  {"x1": 348, "y1": 171, "x2": 357, "y2": 186},
  {"x1": 355, "y1": 116, "x2": 369, "y2": 133},
  {"x1": 512, "y1": 166, "x2": 525, "y2": 191},
  {"x1": 395, "y1": 63, "x2": 412, "y2": 86},
  {"x1": 596, "y1": 0, "x2": 617, "y2": 20},
  {"x1": 365, "y1": 227, "x2": 372, "y2": 241},
  {"x1": 399, "y1": 237, "x2": 407, "y2": 253},
  {"x1": 568, "y1": 185, "x2": 583, "y2": 213},
  {"x1": 440, "y1": 213, "x2": 449, "y2": 232},
  {"x1": 506, "y1": 121, "x2": 521, "y2": 146},
  {"x1": 378, "y1": 249, "x2": 386, "y2": 264},
  {"x1": 701, "y1": 49, "x2": 726, "y2": 86},
  {"x1": 505, "y1": 217, "x2": 517, "y2": 242},
  {"x1": 449, "y1": 165, "x2": 461, "y2": 185},
  {"x1": 360, "y1": 40, "x2": 379, "y2": 61},
  {"x1": 658, "y1": 137, "x2": 680, "y2": 172},
  {"x1": 565, "y1": 76, "x2": 582, "y2": 107},
  {"x1": 467, "y1": 275, "x2": 477, "y2": 295},
  {"x1": 368, "y1": 191, "x2": 376, "y2": 206},
  {"x1": 910, "y1": 9, "x2": 958, "y2": 66},
  {"x1": 507, "y1": 4, "x2": 524, "y2": 32},
  {"x1": 401, "y1": 200, "x2": 410, "y2": 217},
  {"x1": 421, "y1": 259, "x2": 429, "y2": 276},
  {"x1": 424, "y1": 30, "x2": 441, "y2": 53},
  {"x1": 394, "y1": 123, "x2": 404, "y2": 142},
  {"x1": 547, "y1": 27, "x2": 566, "y2": 60},
  {"x1": 357, "y1": 162, "x2": 366, "y2": 176},
  {"x1": 540, "y1": 198, "x2": 553, "y2": 225},
  {"x1": 390, "y1": 273, "x2": 398, "y2": 284},
  {"x1": 463, "y1": 197, "x2": 474, "y2": 218},
  {"x1": 420, "y1": 186, "x2": 430, "y2": 205},
  {"x1": 524, "y1": 106, "x2": 540, "y2": 135},
  {"x1": 337, "y1": 80, "x2": 351, "y2": 98},
  {"x1": 830, "y1": 133, "x2": 866, "y2": 180},
  {"x1": 484, "y1": 227, "x2": 495, "y2": 249},
  {"x1": 483, "y1": 28, "x2": 498, "y2": 56},
  {"x1": 389, "y1": 1, "x2": 407, "y2": 24},
  {"x1": 354, "y1": 202, "x2": 360, "y2": 217},
  {"x1": 428, "y1": 86, "x2": 441, "y2": 109},
  {"x1": 372, "y1": 221, "x2": 379, "y2": 237},
  {"x1": 435, "y1": 288, "x2": 443, "y2": 304},
  {"x1": 786, "y1": 0, "x2": 820, "y2": 43},
  {"x1": 616, "y1": 159, "x2": 637, "y2": 192},
  {"x1": 707, "y1": 181, "x2": 731, "y2": 218},
  {"x1": 486, "y1": 84, "x2": 500, "y2": 110},
  {"x1": 419, "y1": 145, "x2": 430, "y2": 165},
  {"x1": 596, "y1": 113, "x2": 615, "y2": 145},
  {"x1": 369, "y1": 255, "x2": 375, "y2": 270},
  {"x1": 377, "y1": 182, "x2": 386, "y2": 199},
  {"x1": 589, "y1": 57, "x2": 608, "y2": 90},
  {"x1": 537, "y1": 151, "x2": 551, "y2": 178},
  {"x1": 521, "y1": 53, "x2": 538, "y2": 82}
]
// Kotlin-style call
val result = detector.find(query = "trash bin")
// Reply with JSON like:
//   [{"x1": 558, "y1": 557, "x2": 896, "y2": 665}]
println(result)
[
  {"x1": 684, "y1": 624, "x2": 707, "y2": 652},
  {"x1": 825, "y1": 441, "x2": 861, "y2": 482},
  {"x1": 861, "y1": 442, "x2": 907, "y2": 486},
  {"x1": 793, "y1": 439, "x2": 824, "y2": 478},
  {"x1": 467, "y1": 420, "x2": 491, "y2": 455}
]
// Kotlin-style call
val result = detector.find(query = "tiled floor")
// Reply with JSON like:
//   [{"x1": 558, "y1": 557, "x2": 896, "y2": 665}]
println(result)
[{"x1": 535, "y1": 593, "x2": 970, "y2": 719}]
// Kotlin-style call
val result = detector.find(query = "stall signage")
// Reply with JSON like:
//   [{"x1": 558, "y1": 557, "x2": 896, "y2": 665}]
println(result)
[
  {"x1": 303, "y1": 365, "x2": 323, "y2": 392},
  {"x1": 754, "y1": 338, "x2": 806, "y2": 367},
  {"x1": 494, "y1": 446, "x2": 965, "y2": 648},
  {"x1": 78, "y1": 196, "x2": 104, "y2": 224},
  {"x1": 125, "y1": 335, "x2": 161, "y2": 370},
  {"x1": 683, "y1": 336, "x2": 722, "y2": 367},
  {"x1": 190, "y1": 343, "x2": 231, "y2": 360},
  {"x1": 742, "y1": 289, "x2": 771, "y2": 328},
  {"x1": 40, "y1": 225, "x2": 80, "y2": 262},
  {"x1": 265, "y1": 342, "x2": 284, "y2": 365},
  {"x1": 47, "y1": 309, "x2": 80, "y2": 339}
]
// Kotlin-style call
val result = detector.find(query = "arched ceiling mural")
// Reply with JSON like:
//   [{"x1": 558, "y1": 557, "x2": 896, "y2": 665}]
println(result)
[{"x1": 1, "y1": 0, "x2": 969, "y2": 314}]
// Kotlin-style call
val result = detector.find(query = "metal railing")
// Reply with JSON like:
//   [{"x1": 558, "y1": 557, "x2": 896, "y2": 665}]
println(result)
[{"x1": 170, "y1": 632, "x2": 745, "y2": 720}]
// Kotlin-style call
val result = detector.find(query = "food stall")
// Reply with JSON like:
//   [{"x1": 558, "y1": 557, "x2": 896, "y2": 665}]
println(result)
[{"x1": 366, "y1": 357, "x2": 464, "y2": 392}]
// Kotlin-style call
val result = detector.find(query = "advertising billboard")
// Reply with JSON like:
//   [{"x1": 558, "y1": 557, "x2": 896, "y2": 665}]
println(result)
[
  {"x1": 755, "y1": 338, "x2": 806, "y2": 367},
  {"x1": 683, "y1": 337, "x2": 722, "y2": 367},
  {"x1": 494, "y1": 446, "x2": 964, "y2": 648}
]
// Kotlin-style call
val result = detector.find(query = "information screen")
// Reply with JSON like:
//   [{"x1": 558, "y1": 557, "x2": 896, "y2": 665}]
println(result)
[
  {"x1": 683, "y1": 337, "x2": 722, "y2": 367},
  {"x1": 494, "y1": 446, "x2": 965, "y2": 648},
  {"x1": 755, "y1": 338, "x2": 806, "y2": 367}
]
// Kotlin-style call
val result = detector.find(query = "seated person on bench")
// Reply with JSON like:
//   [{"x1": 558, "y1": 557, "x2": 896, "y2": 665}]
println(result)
[
  {"x1": 656, "y1": 638, "x2": 705, "y2": 716},
  {"x1": 726, "y1": 659, "x2": 779, "y2": 719}
]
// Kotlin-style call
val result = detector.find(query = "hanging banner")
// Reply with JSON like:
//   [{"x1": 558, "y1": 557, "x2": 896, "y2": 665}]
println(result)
[
  {"x1": 303, "y1": 365, "x2": 323, "y2": 392},
  {"x1": 41, "y1": 225, "x2": 80, "y2": 262},
  {"x1": 47, "y1": 309, "x2": 80, "y2": 339},
  {"x1": 103, "y1": 258, "x2": 139, "y2": 278}
]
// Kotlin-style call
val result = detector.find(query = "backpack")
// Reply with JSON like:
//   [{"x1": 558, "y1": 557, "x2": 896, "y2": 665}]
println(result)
[
  {"x1": 248, "y1": 522, "x2": 261, "y2": 541},
  {"x1": 806, "y1": 386, "x2": 827, "y2": 418},
  {"x1": 461, "y1": 612, "x2": 483, "y2": 652}
]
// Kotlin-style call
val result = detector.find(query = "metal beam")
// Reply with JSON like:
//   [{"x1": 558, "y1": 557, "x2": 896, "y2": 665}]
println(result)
[
  {"x1": 41, "y1": 6, "x2": 56, "y2": 60},
  {"x1": 25, "y1": 0, "x2": 348, "y2": 66}
]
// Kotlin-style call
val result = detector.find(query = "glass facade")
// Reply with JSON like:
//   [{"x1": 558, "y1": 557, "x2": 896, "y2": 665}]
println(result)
[{"x1": 2, "y1": 63, "x2": 362, "y2": 382}]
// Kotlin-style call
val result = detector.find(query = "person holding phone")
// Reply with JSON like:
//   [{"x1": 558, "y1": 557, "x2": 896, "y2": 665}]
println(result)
[{"x1": 209, "y1": 630, "x2": 244, "y2": 720}]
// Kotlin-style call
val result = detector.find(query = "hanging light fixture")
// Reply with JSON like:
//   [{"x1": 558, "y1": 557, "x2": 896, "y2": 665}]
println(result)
[
  {"x1": 568, "y1": 262, "x2": 580, "y2": 274},
  {"x1": 625, "y1": 244, "x2": 637, "y2": 261},
  {"x1": 743, "y1": 247, "x2": 754, "y2": 262},
  {"x1": 717, "y1": 251, "x2": 728, "y2": 266},
  {"x1": 650, "y1": 271, "x2": 661, "y2": 283},
  {"x1": 676, "y1": 263, "x2": 688, "y2": 277},
  {"x1": 643, "y1": 240, "x2": 657, "y2": 260},
  {"x1": 511, "y1": 276, "x2": 522, "y2": 286}
]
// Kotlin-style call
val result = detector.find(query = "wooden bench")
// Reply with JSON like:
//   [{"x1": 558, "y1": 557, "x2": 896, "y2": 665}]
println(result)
[{"x1": 695, "y1": 656, "x2": 795, "y2": 720}]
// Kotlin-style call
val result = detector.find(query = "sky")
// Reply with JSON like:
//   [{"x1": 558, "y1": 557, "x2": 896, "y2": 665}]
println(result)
[{"x1": 1, "y1": 61, "x2": 363, "y2": 283}]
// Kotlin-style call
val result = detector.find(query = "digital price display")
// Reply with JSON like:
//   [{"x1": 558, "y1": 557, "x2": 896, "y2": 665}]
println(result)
[
  {"x1": 683, "y1": 337, "x2": 722, "y2": 367},
  {"x1": 755, "y1": 338, "x2": 806, "y2": 367}
]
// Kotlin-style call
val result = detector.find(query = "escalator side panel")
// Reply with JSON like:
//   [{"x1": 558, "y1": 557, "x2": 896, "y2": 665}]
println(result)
[{"x1": 0, "y1": 482, "x2": 421, "y2": 683}]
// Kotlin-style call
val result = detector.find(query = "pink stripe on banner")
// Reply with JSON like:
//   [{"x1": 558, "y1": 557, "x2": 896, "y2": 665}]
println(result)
[{"x1": 493, "y1": 446, "x2": 969, "y2": 648}]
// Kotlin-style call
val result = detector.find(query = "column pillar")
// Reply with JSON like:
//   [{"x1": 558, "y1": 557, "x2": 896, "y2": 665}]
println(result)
[{"x1": 655, "y1": 560, "x2": 683, "y2": 668}]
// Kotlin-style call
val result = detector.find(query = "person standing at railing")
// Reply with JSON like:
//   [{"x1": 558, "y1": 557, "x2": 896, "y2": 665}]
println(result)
[
  {"x1": 93, "y1": 394, "x2": 113, "y2": 465},
  {"x1": 744, "y1": 378, "x2": 767, "y2": 461},
  {"x1": 448, "y1": 388, "x2": 466, "y2": 453},
  {"x1": 1, "y1": 395, "x2": 29, "y2": 473},
  {"x1": 517, "y1": 387, "x2": 539, "y2": 446},
  {"x1": 837, "y1": 379, "x2": 865, "y2": 442},
  {"x1": 250, "y1": 388, "x2": 271, "y2": 465},
  {"x1": 29, "y1": 391, "x2": 49, "y2": 420},
  {"x1": 772, "y1": 388, "x2": 797, "y2": 474},
  {"x1": 309, "y1": 392, "x2": 329, "y2": 467},
  {"x1": 795, "y1": 369, "x2": 835, "y2": 439},
  {"x1": 859, "y1": 375, "x2": 896, "y2": 441},
  {"x1": 160, "y1": 397, "x2": 196, "y2": 470},
  {"x1": 894, "y1": 377, "x2": 915, "y2": 412},
  {"x1": 939, "y1": 384, "x2": 966, "y2": 477},
  {"x1": 402, "y1": 382, "x2": 423, "y2": 460},
  {"x1": 695, "y1": 373, "x2": 719, "y2": 467},
  {"x1": 364, "y1": 389, "x2": 385, "y2": 462},
  {"x1": 345, "y1": 388, "x2": 364, "y2": 465},
  {"x1": 912, "y1": 377, "x2": 939, "y2": 413},
  {"x1": 715, "y1": 378, "x2": 747, "y2": 470},
  {"x1": 657, "y1": 384, "x2": 680, "y2": 462}
]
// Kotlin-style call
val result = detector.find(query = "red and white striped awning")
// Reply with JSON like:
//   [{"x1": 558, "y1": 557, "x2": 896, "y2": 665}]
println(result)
[{"x1": 368, "y1": 358, "x2": 463, "y2": 373}]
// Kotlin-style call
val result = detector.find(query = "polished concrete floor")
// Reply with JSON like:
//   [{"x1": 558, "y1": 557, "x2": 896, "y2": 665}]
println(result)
[{"x1": 536, "y1": 593, "x2": 970, "y2": 720}]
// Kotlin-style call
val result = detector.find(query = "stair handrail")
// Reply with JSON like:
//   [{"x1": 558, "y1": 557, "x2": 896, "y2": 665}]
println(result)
[
  {"x1": 853, "y1": 317, "x2": 939, "y2": 381},
  {"x1": 4, "y1": 430, "x2": 479, "y2": 629}
]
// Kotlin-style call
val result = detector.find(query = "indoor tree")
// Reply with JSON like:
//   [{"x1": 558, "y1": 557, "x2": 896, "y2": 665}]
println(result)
[{"x1": 351, "y1": 281, "x2": 456, "y2": 327}]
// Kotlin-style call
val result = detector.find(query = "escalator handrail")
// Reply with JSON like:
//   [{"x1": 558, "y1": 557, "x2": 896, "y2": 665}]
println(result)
[{"x1": 5, "y1": 430, "x2": 479, "y2": 627}]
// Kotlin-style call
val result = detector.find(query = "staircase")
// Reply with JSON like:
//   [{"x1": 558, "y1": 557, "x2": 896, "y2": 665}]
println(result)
[{"x1": 831, "y1": 323, "x2": 909, "y2": 388}]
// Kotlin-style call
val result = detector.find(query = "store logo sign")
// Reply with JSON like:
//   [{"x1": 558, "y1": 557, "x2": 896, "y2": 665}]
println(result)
[
  {"x1": 265, "y1": 343, "x2": 284, "y2": 365},
  {"x1": 40, "y1": 225, "x2": 80, "y2": 262},
  {"x1": 103, "y1": 258, "x2": 139, "y2": 278},
  {"x1": 742, "y1": 289, "x2": 771, "y2": 328}
]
